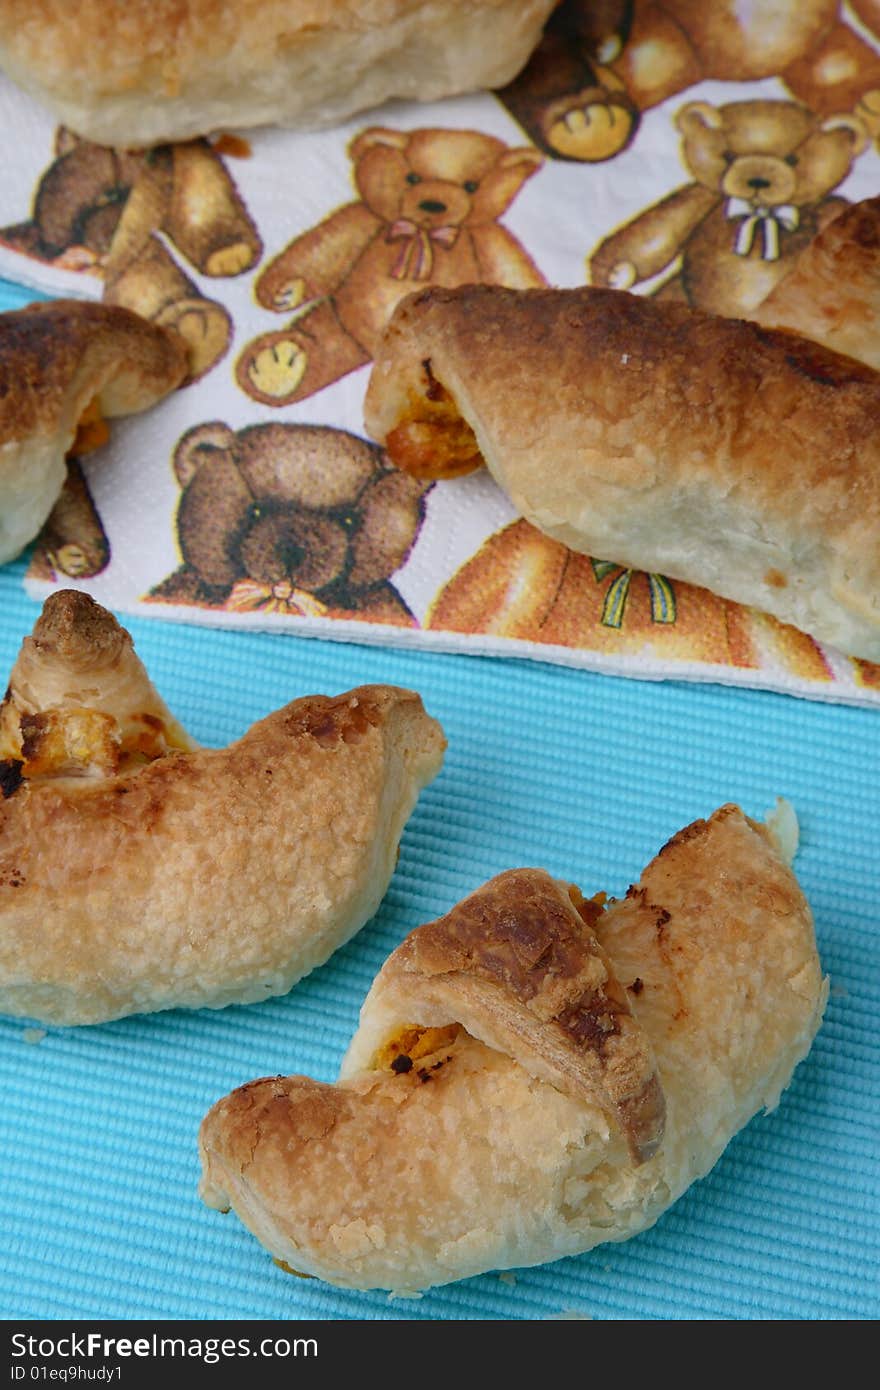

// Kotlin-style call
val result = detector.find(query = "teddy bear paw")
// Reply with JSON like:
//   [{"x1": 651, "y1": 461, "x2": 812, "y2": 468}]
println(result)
[
  {"x1": 242, "y1": 337, "x2": 309, "y2": 403},
  {"x1": 154, "y1": 297, "x2": 232, "y2": 383},
  {"x1": 270, "y1": 278, "x2": 307, "y2": 312},
  {"x1": 546, "y1": 94, "x2": 637, "y2": 162},
  {"x1": 203, "y1": 240, "x2": 259, "y2": 277},
  {"x1": 604, "y1": 260, "x2": 637, "y2": 290}
]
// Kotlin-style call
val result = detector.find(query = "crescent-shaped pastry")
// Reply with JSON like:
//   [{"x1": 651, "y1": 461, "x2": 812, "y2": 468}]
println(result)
[
  {"x1": 0, "y1": 591, "x2": 445, "y2": 1025},
  {"x1": 0, "y1": 0, "x2": 556, "y2": 148},
  {"x1": 752, "y1": 196, "x2": 880, "y2": 370},
  {"x1": 0, "y1": 299, "x2": 187, "y2": 565},
  {"x1": 364, "y1": 283, "x2": 880, "y2": 662},
  {"x1": 198, "y1": 801, "x2": 826, "y2": 1293}
]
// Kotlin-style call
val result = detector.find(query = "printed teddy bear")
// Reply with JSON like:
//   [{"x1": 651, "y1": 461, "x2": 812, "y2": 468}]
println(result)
[
  {"x1": 149, "y1": 421, "x2": 431, "y2": 626},
  {"x1": 0, "y1": 129, "x2": 262, "y2": 382},
  {"x1": 236, "y1": 125, "x2": 545, "y2": 407},
  {"x1": 427, "y1": 518, "x2": 833, "y2": 682},
  {"x1": 26, "y1": 460, "x2": 110, "y2": 583},
  {"x1": 496, "y1": 0, "x2": 880, "y2": 163},
  {"x1": 587, "y1": 98, "x2": 867, "y2": 316}
]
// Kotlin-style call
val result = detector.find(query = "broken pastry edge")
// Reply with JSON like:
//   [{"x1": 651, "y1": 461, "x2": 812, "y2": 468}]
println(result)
[
  {"x1": 364, "y1": 290, "x2": 488, "y2": 483},
  {"x1": 0, "y1": 588, "x2": 197, "y2": 779},
  {"x1": 338, "y1": 865, "x2": 667, "y2": 1165},
  {"x1": 197, "y1": 799, "x2": 826, "y2": 1293}
]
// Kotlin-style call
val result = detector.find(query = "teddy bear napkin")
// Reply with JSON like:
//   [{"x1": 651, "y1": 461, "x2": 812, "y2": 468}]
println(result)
[{"x1": 2, "y1": 1, "x2": 880, "y2": 707}]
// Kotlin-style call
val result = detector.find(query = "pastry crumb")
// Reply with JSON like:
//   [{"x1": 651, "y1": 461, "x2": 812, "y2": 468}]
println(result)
[
  {"x1": 498, "y1": 1271, "x2": 517, "y2": 1286},
  {"x1": 22, "y1": 1028, "x2": 46, "y2": 1044},
  {"x1": 544, "y1": 1308, "x2": 592, "y2": 1320}
]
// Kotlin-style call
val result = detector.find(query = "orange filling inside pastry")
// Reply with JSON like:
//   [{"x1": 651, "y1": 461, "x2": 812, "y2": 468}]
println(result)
[
  {"x1": 385, "y1": 377, "x2": 483, "y2": 481},
  {"x1": 567, "y1": 884, "x2": 608, "y2": 929},
  {"x1": 71, "y1": 397, "x2": 110, "y2": 455},
  {"x1": 375, "y1": 1023, "x2": 462, "y2": 1073},
  {"x1": 5, "y1": 706, "x2": 186, "y2": 780}
]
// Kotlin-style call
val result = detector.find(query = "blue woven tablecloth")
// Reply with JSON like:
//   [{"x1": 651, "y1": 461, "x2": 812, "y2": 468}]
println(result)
[{"x1": 0, "y1": 272, "x2": 877, "y2": 1320}]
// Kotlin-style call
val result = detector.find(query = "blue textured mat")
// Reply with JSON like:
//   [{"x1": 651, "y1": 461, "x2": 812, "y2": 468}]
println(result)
[{"x1": 0, "y1": 280, "x2": 878, "y2": 1321}]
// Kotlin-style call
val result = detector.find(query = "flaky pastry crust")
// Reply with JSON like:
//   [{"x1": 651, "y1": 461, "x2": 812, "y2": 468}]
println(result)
[
  {"x1": 0, "y1": 592, "x2": 445, "y2": 1025},
  {"x1": 0, "y1": 0, "x2": 556, "y2": 147},
  {"x1": 753, "y1": 196, "x2": 880, "y2": 370},
  {"x1": 198, "y1": 802, "x2": 826, "y2": 1292},
  {"x1": 0, "y1": 589, "x2": 197, "y2": 776},
  {"x1": 0, "y1": 299, "x2": 187, "y2": 565},
  {"x1": 364, "y1": 283, "x2": 880, "y2": 662}
]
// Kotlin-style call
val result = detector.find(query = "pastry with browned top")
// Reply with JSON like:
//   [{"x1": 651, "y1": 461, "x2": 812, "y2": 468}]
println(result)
[
  {"x1": 364, "y1": 283, "x2": 880, "y2": 661},
  {"x1": 0, "y1": 298, "x2": 187, "y2": 565},
  {"x1": 0, "y1": 0, "x2": 557, "y2": 148},
  {"x1": 753, "y1": 195, "x2": 880, "y2": 370},
  {"x1": 0, "y1": 591, "x2": 445, "y2": 1025},
  {"x1": 198, "y1": 801, "x2": 826, "y2": 1292}
]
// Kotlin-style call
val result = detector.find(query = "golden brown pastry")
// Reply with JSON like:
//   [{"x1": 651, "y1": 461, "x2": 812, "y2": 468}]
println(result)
[
  {"x1": 364, "y1": 283, "x2": 880, "y2": 661},
  {"x1": 752, "y1": 196, "x2": 880, "y2": 370},
  {"x1": 0, "y1": 591, "x2": 445, "y2": 1026},
  {"x1": 0, "y1": 299, "x2": 187, "y2": 565},
  {"x1": 0, "y1": 0, "x2": 557, "y2": 148},
  {"x1": 198, "y1": 801, "x2": 826, "y2": 1293}
]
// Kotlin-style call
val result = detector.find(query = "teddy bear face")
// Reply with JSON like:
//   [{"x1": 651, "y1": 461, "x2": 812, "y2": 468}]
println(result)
[
  {"x1": 678, "y1": 99, "x2": 864, "y2": 207},
  {"x1": 237, "y1": 503, "x2": 351, "y2": 592},
  {"x1": 352, "y1": 127, "x2": 543, "y2": 231},
  {"x1": 168, "y1": 421, "x2": 428, "y2": 607}
]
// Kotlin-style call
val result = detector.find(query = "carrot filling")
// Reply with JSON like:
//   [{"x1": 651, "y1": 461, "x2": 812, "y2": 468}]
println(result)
[
  {"x1": 71, "y1": 397, "x2": 110, "y2": 456},
  {"x1": 567, "y1": 883, "x2": 608, "y2": 929},
  {"x1": 385, "y1": 379, "x2": 483, "y2": 481},
  {"x1": 375, "y1": 1023, "x2": 462, "y2": 1073}
]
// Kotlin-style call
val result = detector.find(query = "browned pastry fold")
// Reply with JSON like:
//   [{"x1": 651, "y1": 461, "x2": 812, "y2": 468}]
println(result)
[
  {"x1": 198, "y1": 801, "x2": 826, "y2": 1292},
  {"x1": 364, "y1": 283, "x2": 880, "y2": 662},
  {"x1": 0, "y1": 589, "x2": 197, "y2": 776},
  {"x1": 0, "y1": 592, "x2": 445, "y2": 1025},
  {"x1": 753, "y1": 196, "x2": 880, "y2": 370},
  {"x1": 0, "y1": 0, "x2": 557, "y2": 148},
  {"x1": 0, "y1": 299, "x2": 187, "y2": 564}
]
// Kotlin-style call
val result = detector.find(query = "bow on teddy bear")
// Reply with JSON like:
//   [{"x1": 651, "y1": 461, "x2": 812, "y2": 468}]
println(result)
[{"x1": 587, "y1": 97, "x2": 868, "y2": 317}]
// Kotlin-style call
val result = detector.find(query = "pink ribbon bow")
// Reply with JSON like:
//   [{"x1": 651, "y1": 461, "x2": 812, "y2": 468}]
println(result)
[{"x1": 387, "y1": 219, "x2": 459, "y2": 280}]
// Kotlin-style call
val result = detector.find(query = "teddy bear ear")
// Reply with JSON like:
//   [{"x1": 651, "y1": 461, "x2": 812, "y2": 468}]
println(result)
[
  {"x1": 497, "y1": 146, "x2": 544, "y2": 172},
  {"x1": 820, "y1": 112, "x2": 869, "y2": 155},
  {"x1": 54, "y1": 126, "x2": 81, "y2": 156},
  {"x1": 675, "y1": 101, "x2": 723, "y2": 135},
  {"x1": 173, "y1": 421, "x2": 236, "y2": 487},
  {"x1": 348, "y1": 127, "x2": 410, "y2": 161}
]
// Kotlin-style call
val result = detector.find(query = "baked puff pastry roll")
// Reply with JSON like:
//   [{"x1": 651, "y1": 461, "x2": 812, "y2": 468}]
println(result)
[
  {"x1": 0, "y1": 0, "x2": 557, "y2": 149},
  {"x1": 753, "y1": 196, "x2": 880, "y2": 371},
  {"x1": 0, "y1": 299, "x2": 187, "y2": 565},
  {"x1": 198, "y1": 802, "x2": 826, "y2": 1293},
  {"x1": 0, "y1": 591, "x2": 445, "y2": 1026},
  {"x1": 364, "y1": 283, "x2": 880, "y2": 661}
]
